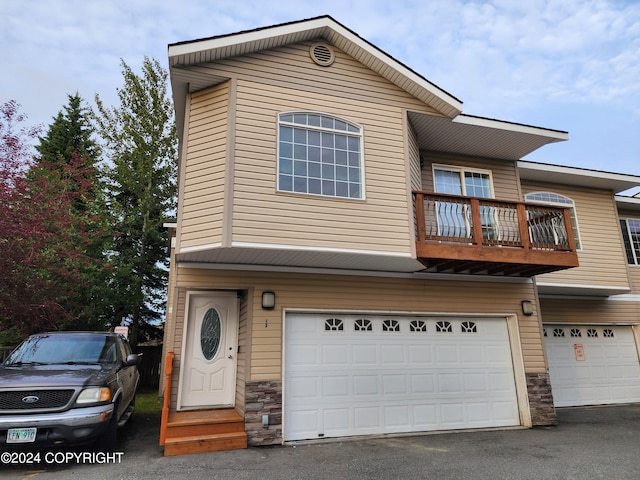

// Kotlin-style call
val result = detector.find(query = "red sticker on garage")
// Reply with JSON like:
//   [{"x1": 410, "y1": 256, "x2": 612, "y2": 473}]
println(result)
[{"x1": 574, "y1": 344, "x2": 585, "y2": 361}]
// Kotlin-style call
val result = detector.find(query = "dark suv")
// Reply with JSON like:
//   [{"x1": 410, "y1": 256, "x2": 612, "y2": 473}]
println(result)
[{"x1": 0, "y1": 332, "x2": 139, "y2": 451}]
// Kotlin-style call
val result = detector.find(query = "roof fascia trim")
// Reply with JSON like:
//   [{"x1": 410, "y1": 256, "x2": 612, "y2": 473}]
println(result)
[
  {"x1": 168, "y1": 16, "x2": 463, "y2": 116},
  {"x1": 519, "y1": 160, "x2": 640, "y2": 185},
  {"x1": 454, "y1": 114, "x2": 568, "y2": 140}
]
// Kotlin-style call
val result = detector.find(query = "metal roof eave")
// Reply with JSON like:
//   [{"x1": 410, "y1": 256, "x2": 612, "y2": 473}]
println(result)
[{"x1": 519, "y1": 161, "x2": 640, "y2": 193}]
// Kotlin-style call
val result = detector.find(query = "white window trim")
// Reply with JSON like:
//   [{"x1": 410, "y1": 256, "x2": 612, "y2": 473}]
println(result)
[
  {"x1": 276, "y1": 111, "x2": 366, "y2": 200},
  {"x1": 431, "y1": 163, "x2": 496, "y2": 198},
  {"x1": 620, "y1": 217, "x2": 640, "y2": 266},
  {"x1": 524, "y1": 191, "x2": 583, "y2": 250}
]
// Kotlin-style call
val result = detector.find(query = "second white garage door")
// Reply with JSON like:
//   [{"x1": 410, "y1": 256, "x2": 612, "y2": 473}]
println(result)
[
  {"x1": 284, "y1": 313, "x2": 520, "y2": 441},
  {"x1": 544, "y1": 324, "x2": 640, "y2": 407}
]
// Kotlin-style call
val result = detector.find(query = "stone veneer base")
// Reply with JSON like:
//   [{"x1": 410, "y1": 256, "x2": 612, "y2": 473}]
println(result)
[
  {"x1": 245, "y1": 380, "x2": 283, "y2": 446},
  {"x1": 526, "y1": 372, "x2": 557, "y2": 426}
]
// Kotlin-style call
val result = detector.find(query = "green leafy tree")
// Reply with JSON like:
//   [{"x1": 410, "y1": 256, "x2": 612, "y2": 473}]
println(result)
[
  {"x1": 93, "y1": 57, "x2": 177, "y2": 347},
  {"x1": 0, "y1": 101, "x2": 102, "y2": 342}
]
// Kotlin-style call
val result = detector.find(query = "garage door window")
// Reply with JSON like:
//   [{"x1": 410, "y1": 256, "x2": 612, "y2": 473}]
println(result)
[
  {"x1": 355, "y1": 319, "x2": 372, "y2": 331},
  {"x1": 410, "y1": 320, "x2": 427, "y2": 332},
  {"x1": 436, "y1": 320, "x2": 452, "y2": 333},
  {"x1": 382, "y1": 319, "x2": 400, "y2": 332},
  {"x1": 461, "y1": 321, "x2": 477, "y2": 333},
  {"x1": 325, "y1": 318, "x2": 344, "y2": 331}
]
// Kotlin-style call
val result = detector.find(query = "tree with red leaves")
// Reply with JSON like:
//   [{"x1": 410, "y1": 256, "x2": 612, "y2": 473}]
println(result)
[{"x1": 0, "y1": 101, "x2": 103, "y2": 343}]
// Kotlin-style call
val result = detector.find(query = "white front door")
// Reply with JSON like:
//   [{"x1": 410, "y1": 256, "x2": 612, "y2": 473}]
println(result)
[{"x1": 179, "y1": 292, "x2": 238, "y2": 409}]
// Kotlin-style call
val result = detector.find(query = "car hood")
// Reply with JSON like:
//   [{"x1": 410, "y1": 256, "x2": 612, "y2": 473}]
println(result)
[{"x1": 0, "y1": 364, "x2": 118, "y2": 388}]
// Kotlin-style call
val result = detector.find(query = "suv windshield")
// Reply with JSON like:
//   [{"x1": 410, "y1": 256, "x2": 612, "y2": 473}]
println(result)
[{"x1": 5, "y1": 335, "x2": 119, "y2": 365}]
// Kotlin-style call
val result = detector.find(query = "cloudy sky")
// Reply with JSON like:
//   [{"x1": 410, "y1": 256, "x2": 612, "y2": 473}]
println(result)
[{"x1": 2, "y1": 0, "x2": 638, "y2": 179}]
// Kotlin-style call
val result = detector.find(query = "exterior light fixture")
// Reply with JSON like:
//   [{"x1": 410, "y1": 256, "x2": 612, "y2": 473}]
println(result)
[
  {"x1": 262, "y1": 291, "x2": 276, "y2": 310},
  {"x1": 521, "y1": 300, "x2": 534, "y2": 316}
]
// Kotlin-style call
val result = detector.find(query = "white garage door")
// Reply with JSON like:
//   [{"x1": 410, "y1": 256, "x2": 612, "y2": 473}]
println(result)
[
  {"x1": 284, "y1": 313, "x2": 520, "y2": 441},
  {"x1": 544, "y1": 324, "x2": 640, "y2": 407}
]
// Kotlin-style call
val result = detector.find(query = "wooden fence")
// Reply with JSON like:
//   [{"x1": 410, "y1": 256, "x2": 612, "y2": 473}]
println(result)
[{"x1": 134, "y1": 345, "x2": 162, "y2": 389}]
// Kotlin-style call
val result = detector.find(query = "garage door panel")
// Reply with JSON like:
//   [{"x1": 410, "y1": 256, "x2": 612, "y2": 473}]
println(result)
[
  {"x1": 285, "y1": 314, "x2": 520, "y2": 441},
  {"x1": 382, "y1": 374, "x2": 407, "y2": 394},
  {"x1": 381, "y1": 345, "x2": 405, "y2": 363},
  {"x1": 545, "y1": 324, "x2": 640, "y2": 407},
  {"x1": 353, "y1": 344, "x2": 377, "y2": 364},
  {"x1": 434, "y1": 345, "x2": 458, "y2": 363}
]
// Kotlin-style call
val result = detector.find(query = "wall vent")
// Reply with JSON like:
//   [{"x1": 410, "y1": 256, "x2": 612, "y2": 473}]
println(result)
[{"x1": 310, "y1": 43, "x2": 335, "y2": 67}]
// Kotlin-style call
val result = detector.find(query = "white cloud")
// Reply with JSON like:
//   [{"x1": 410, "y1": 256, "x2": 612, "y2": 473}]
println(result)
[{"x1": 0, "y1": 0, "x2": 637, "y2": 173}]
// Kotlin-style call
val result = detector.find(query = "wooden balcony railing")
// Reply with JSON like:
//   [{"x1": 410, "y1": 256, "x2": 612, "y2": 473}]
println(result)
[{"x1": 413, "y1": 192, "x2": 579, "y2": 276}]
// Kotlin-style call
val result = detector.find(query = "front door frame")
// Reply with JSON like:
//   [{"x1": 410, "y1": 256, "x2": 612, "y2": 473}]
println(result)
[{"x1": 177, "y1": 290, "x2": 239, "y2": 410}]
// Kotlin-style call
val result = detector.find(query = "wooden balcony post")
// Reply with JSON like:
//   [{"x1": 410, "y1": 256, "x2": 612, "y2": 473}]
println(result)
[
  {"x1": 414, "y1": 192, "x2": 426, "y2": 244},
  {"x1": 516, "y1": 203, "x2": 531, "y2": 250},
  {"x1": 563, "y1": 207, "x2": 577, "y2": 251},
  {"x1": 470, "y1": 199, "x2": 483, "y2": 246}
]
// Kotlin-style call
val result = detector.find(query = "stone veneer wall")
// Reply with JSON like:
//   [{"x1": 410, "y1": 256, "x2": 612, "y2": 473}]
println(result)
[
  {"x1": 526, "y1": 372, "x2": 557, "y2": 426},
  {"x1": 245, "y1": 380, "x2": 282, "y2": 446}
]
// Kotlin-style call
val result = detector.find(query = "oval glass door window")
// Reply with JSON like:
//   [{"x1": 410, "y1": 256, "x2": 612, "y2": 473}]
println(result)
[{"x1": 201, "y1": 308, "x2": 222, "y2": 360}]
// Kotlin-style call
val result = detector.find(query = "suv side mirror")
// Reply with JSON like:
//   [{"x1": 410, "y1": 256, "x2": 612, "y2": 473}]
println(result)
[{"x1": 125, "y1": 353, "x2": 140, "y2": 366}]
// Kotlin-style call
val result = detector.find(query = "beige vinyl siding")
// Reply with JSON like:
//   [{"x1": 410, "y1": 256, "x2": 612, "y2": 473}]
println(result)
[
  {"x1": 522, "y1": 182, "x2": 630, "y2": 289},
  {"x1": 177, "y1": 42, "x2": 445, "y2": 254},
  {"x1": 173, "y1": 268, "x2": 544, "y2": 380},
  {"x1": 180, "y1": 42, "x2": 444, "y2": 116},
  {"x1": 540, "y1": 297, "x2": 640, "y2": 325},
  {"x1": 180, "y1": 84, "x2": 230, "y2": 249},
  {"x1": 408, "y1": 122, "x2": 421, "y2": 192},
  {"x1": 628, "y1": 267, "x2": 640, "y2": 294},
  {"x1": 232, "y1": 79, "x2": 411, "y2": 252},
  {"x1": 421, "y1": 152, "x2": 521, "y2": 201},
  {"x1": 235, "y1": 291, "x2": 249, "y2": 415}
]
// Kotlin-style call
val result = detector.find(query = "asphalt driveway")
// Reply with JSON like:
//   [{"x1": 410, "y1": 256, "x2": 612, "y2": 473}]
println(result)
[{"x1": 2, "y1": 404, "x2": 639, "y2": 479}]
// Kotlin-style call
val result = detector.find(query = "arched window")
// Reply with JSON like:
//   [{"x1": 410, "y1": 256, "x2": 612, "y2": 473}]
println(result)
[
  {"x1": 278, "y1": 112, "x2": 363, "y2": 199},
  {"x1": 525, "y1": 192, "x2": 582, "y2": 249}
]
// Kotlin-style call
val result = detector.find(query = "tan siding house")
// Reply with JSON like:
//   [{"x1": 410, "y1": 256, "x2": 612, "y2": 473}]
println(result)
[{"x1": 159, "y1": 16, "x2": 640, "y2": 455}]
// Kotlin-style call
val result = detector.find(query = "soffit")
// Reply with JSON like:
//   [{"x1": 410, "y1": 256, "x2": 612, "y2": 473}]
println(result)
[{"x1": 409, "y1": 112, "x2": 568, "y2": 160}]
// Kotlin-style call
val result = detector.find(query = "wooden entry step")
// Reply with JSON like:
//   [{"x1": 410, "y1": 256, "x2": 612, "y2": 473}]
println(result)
[{"x1": 163, "y1": 408, "x2": 247, "y2": 456}]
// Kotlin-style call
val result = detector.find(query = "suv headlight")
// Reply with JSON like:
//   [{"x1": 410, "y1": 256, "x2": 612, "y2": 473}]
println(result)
[{"x1": 76, "y1": 387, "x2": 111, "y2": 404}]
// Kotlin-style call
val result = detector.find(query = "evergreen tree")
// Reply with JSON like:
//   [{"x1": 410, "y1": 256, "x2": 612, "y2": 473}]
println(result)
[
  {"x1": 36, "y1": 93, "x2": 99, "y2": 165},
  {"x1": 0, "y1": 101, "x2": 100, "y2": 342},
  {"x1": 93, "y1": 57, "x2": 177, "y2": 347},
  {"x1": 31, "y1": 94, "x2": 110, "y2": 330}
]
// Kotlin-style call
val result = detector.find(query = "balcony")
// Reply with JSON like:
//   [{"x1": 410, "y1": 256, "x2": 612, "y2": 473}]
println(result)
[{"x1": 414, "y1": 192, "x2": 579, "y2": 277}]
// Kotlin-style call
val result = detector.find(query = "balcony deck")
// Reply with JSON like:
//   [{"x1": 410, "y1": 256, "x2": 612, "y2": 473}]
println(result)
[{"x1": 414, "y1": 192, "x2": 579, "y2": 277}]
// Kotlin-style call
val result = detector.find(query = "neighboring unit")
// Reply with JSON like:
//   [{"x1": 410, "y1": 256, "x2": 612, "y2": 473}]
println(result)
[{"x1": 159, "y1": 16, "x2": 640, "y2": 454}]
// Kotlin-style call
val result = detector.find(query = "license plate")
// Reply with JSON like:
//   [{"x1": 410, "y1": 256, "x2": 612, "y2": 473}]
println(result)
[{"x1": 7, "y1": 428, "x2": 37, "y2": 443}]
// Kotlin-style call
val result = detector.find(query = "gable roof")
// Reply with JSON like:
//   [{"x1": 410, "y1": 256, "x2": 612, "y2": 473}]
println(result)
[
  {"x1": 168, "y1": 16, "x2": 568, "y2": 160},
  {"x1": 168, "y1": 16, "x2": 462, "y2": 125}
]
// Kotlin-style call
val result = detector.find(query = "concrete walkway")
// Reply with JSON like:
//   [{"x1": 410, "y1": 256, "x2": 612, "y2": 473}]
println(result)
[{"x1": 2, "y1": 404, "x2": 639, "y2": 479}]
